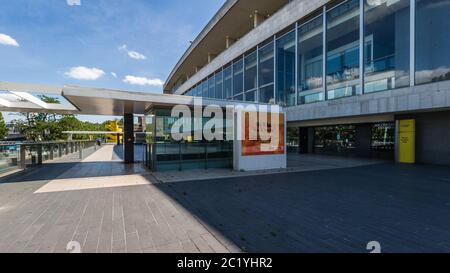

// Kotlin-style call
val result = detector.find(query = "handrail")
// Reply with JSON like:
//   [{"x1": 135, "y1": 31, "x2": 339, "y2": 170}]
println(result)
[{"x1": 0, "y1": 140, "x2": 100, "y2": 173}]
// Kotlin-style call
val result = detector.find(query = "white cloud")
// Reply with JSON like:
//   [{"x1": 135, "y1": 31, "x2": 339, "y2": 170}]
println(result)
[
  {"x1": 119, "y1": 44, "x2": 147, "y2": 60},
  {"x1": 111, "y1": 72, "x2": 117, "y2": 78},
  {"x1": 64, "y1": 66, "x2": 105, "y2": 80},
  {"x1": 123, "y1": 75, "x2": 164, "y2": 86},
  {"x1": 127, "y1": 51, "x2": 147, "y2": 60},
  {"x1": 66, "y1": 0, "x2": 81, "y2": 6},
  {"x1": 0, "y1": 33, "x2": 19, "y2": 47}
]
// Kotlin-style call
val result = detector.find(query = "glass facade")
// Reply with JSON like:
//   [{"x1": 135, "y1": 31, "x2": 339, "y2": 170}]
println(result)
[
  {"x1": 415, "y1": 0, "x2": 450, "y2": 85},
  {"x1": 276, "y1": 30, "x2": 296, "y2": 106},
  {"x1": 259, "y1": 41, "x2": 275, "y2": 103},
  {"x1": 201, "y1": 80, "x2": 207, "y2": 98},
  {"x1": 244, "y1": 51, "x2": 257, "y2": 91},
  {"x1": 233, "y1": 58, "x2": 244, "y2": 99},
  {"x1": 223, "y1": 65, "x2": 232, "y2": 99},
  {"x1": 298, "y1": 14, "x2": 324, "y2": 105},
  {"x1": 215, "y1": 70, "x2": 223, "y2": 99},
  {"x1": 208, "y1": 76, "x2": 215, "y2": 98},
  {"x1": 314, "y1": 125, "x2": 356, "y2": 154},
  {"x1": 326, "y1": 0, "x2": 360, "y2": 100},
  {"x1": 364, "y1": 0, "x2": 410, "y2": 93},
  {"x1": 182, "y1": 0, "x2": 450, "y2": 107},
  {"x1": 147, "y1": 109, "x2": 233, "y2": 171},
  {"x1": 244, "y1": 50, "x2": 257, "y2": 102}
]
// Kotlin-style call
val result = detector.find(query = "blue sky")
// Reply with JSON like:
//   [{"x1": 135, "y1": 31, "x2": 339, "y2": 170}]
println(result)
[{"x1": 0, "y1": 0, "x2": 225, "y2": 123}]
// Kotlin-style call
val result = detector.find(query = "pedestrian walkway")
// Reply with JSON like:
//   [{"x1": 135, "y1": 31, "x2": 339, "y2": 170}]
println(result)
[
  {"x1": 152, "y1": 153, "x2": 388, "y2": 183},
  {"x1": 0, "y1": 145, "x2": 235, "y2": 253},
  {"x1": 83, "y1": 144, "x2": 122, "y2": 162}
]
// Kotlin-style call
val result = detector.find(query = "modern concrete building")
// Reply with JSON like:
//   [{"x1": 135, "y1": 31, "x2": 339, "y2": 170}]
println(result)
[
  {"x1": 1, "y1": 0, "x2": 449, "y2": 171},
  {"x1": 165, "y1": 0, "x2": 450, "y2": 166}
]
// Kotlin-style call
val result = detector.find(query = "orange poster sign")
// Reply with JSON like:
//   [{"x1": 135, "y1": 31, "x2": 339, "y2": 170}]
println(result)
[{"x1": 241, "y1": 112, "x2": 285, "y2": 156}]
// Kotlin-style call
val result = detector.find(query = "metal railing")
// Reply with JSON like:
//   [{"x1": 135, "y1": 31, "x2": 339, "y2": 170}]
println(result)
[{"x1": 0, "y1": 140, "x2": 99, "y2": 174}]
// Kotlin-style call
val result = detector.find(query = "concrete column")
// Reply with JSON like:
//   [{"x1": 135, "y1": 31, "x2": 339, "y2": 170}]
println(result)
[
  {"x1": 58, "y1": 144, "x2": 63, "y2": 158},
  {"x1": 124, "y1": 113, "x2": 135, "y2": 164},
  {"x1": 253, "y1": 10, "x2": 266, "y2": 28},
  {"x1": 207, "y1": 53, "x2": 216, "y2": 64},
  {"x1": 194, "y1": 66, "x2": 201, "y2": 73},
  {"x1": 225, "y1": 36, "x2": 236, "y2": 49}
]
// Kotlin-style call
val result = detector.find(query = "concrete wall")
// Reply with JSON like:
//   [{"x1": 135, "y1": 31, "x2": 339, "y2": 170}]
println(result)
[
  {"x1": 397, "y1": 111, "x2": 450, "y2": 166},
  {"x1": 286, "y1": 81, "x2": 450, "y2": 123}
]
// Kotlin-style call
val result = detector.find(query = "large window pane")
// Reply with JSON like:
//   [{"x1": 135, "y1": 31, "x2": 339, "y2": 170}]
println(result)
[
  {"x1": 326, "y1": 0, "x2": 360, "y2": 100},
  {"x1": 208, "y1": 76, "x2": 215, "y2": 98},
  {"x1": 416, "y1": 0, "x2": 450, "y2": 85},
  {"x1": 245, "y1": 90, "x2": 256, "y2": 102},
  {"x1": 194, "y1": 84, "x2": 200, "y2": 97},
  {"x1": 223, "y1": 65, "x2": 232, "y2": 99},
  {"x1": 244, "y1": 51, "x2": 257, "y2": 92},
  {"x1": 201, "y1": 80, "x2": 208, "y2": 98},
  {"x1": 364, "y1": 0, "x2": 410, "y2": 93},
  {"x1": 276, "y1": 30, "x2": 296, "y2": 106},
  {"x1": 259, "y1": 84, "x2": 274, "y2": 104},
  {"x1": 215, "y1": 70, "x2": 223, "y2": 99},
  {"x1": 259, "y1": 42, "x2": 275, "y2": 87},
  {"x1": 233, "y1": 59, "x2": 244, "y2": 96},
  {"x1": 234, "y1": 94, "x2": 243, "y2": 101},
  {"x1": 298, "y1": 14, "x2": 324, "y2": 105}
]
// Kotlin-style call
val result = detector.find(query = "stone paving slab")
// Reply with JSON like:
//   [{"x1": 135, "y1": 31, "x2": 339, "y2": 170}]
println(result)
[
  {"x1": 152, "y1": 154, "x2": 388, "y2": 183},
  {"x1": 0, "y1": 145, "x2": 233, "y2": 253},
  {"x1": 2, "y1": 146, "x2": 450, "y2": 253}
]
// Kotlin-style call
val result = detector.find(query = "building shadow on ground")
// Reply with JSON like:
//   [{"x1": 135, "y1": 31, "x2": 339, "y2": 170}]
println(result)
[{"x1": 152, "y1": 163, "x2": 450, "y2": 253}]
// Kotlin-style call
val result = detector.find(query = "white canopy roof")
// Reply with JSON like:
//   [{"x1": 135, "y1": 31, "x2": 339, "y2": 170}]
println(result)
[{"x1": 0, "y1": 81, "x2": 276, "y2": 116}]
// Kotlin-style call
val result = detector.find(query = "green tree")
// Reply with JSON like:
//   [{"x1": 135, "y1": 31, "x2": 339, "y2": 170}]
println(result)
[{"x1": 0, "y1": 112, "x2": 8, "y2": 140}]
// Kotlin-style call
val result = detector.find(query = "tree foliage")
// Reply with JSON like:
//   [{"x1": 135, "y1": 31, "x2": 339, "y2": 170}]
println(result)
[
  {"x1": 0, "y1": 112, "x2": 8, "y2": 140},
  {"x1": 12, "y1": 95, "x2": 112, "y2": 141}
]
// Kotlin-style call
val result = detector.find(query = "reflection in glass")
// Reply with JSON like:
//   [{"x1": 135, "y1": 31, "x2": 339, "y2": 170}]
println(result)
[
  {"x1": 208, "y1": 76, "x2": 215, "y2": 98},
  {"x1": 314, "y1": 125, "x2": 356, "y2": 154},
  {"x1": 245, "y1": 90, "x2": 256, "y2": 102},
  {"x1": 326, "y1": 0, "x2": 360, "y2": 100},
  {"x1": 201, "y1": 80, "x2": 208, "y2": 98},
  {"x1": 415, "y1": 0, "x2": 450, "y2": 85},
  {"x1": 259, "y1": 42, "x2": 275, "y2": 86},
  {"x1": 298, "y1": 14, "x2": 324, "y2": 104},
  {"x1": 215, "y1": 70, "x2": 223, "y2": 99},
  {"x1": 234, "y1": 94, "x2": 243, "y2": 101},
  {"x1": 259, "y1": 42, "x2": 275, "y2": 103},
  {"x1": 259, "y1": 85, "x2": 274, "y2": 104},
  {"x1": 371, "y1": 122, "x2": 395, "y2": 152},
  {"x1": 244, "y1": 51, "x2": 257, "y2": 92},
  {"x1": 223, "y1": 65, "x2": 232, "y2": 99},
  {"x1": 233, "y1": 59, "x2": 244, "y2": 97},
  {"x1": 364, "y1": 0, "x2": 410, "y2": 93},
  {"x1": 276, "y1": 30, "x2": 296, "y2": 106}
]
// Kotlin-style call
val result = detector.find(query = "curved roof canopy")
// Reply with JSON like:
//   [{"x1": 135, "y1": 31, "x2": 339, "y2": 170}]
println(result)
[{"x1": 164, "y1": 0, "x2": 289, "y2": 93}]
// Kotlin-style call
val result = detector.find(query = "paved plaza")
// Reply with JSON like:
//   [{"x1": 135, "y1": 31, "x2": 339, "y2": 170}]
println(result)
[{"x1": 1, "y1": 145, "x2": 450, "y2": 253}]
